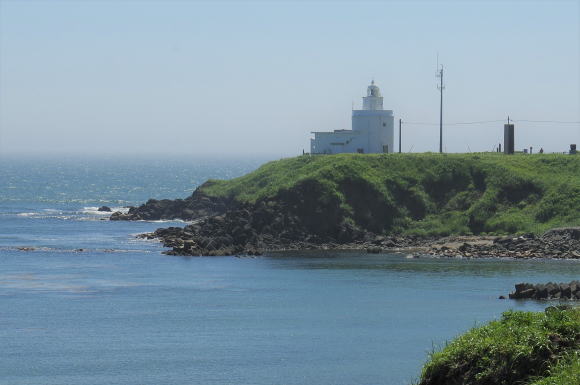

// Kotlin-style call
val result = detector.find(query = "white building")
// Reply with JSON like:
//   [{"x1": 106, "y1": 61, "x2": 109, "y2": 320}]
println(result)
[{"x1": 310, "y1": 81, "x2": 394, "y2": 154}]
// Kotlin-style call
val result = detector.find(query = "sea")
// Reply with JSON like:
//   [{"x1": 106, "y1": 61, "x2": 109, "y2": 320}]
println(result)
[{"x1": 0, "y1": 155, "x2": 578, "y2": 385}]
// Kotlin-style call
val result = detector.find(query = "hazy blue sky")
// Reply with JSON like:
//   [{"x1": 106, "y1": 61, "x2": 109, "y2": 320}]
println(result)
[{"x1": 1, "y1": 0, "x2": 578, "y2": 156}]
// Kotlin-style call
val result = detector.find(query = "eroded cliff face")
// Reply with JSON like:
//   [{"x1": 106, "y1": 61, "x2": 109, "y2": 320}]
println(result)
[
  {"x1": 110, "y1": 182, "x2": 231, "y2": 221},
  {"x1": 138, "y1": 179, "x2": 373, "y2": 256}
]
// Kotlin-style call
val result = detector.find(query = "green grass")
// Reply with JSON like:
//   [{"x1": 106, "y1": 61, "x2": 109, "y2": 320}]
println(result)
[
  {"x1": 417, "y1": 307, "x2": 580, "y2": 385},
  {"x1": 529, "y1": 351, "x2": 580, "y2": 385},
  {"x1": 200, "y1": 153, "x2": 580, "y2": 236}
]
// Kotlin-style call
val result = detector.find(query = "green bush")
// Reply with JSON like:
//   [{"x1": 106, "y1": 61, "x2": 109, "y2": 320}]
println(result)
[{"x1": 418, "y1": 307, "x2": 580, "y2": 385}]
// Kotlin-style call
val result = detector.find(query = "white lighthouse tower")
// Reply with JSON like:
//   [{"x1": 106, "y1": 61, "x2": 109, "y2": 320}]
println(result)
[
  {"x1": 310, "y1": 81, "x2": 395, "y2": 154},
  {"x1": 352, "y1": 80, "x2": 394, "y2": 153}
]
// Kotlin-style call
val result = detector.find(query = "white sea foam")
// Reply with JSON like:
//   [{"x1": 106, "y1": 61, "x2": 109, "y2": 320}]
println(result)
[
  {"x1": 41, "y1": 208, "x2": 61, "y2": 213},
  {"x1": 16, "y1": 212, "x2": 36, "y2": 217},
  {"x1": 78, "y1": 206, "x2": 129, "y2": 218},
  {"x1": 147, "y1": 219, "x2": 188, "y2": 223},
  {"x1": 17, "y1": 209, "x2": 65, "y2": 219},
  {"x1": 82, "y1": 206, "x2": 124, "y2": 215}
]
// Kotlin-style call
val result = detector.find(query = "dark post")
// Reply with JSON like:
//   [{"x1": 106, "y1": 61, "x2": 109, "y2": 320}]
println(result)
[
  {"x1": 439, "y1": 68, "x2": 444, "y2": 153},
  {"x1": 399, "y1": 118, "x2": 402, "y2": 153},
  {"x1": 504, "y1": 123, "x2": 514, "y2": 154}
]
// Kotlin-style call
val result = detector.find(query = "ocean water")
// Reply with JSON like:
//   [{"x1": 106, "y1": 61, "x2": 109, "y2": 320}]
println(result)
[{"x1": 0, "y1": 156, "x2": 578, "y2": 385}]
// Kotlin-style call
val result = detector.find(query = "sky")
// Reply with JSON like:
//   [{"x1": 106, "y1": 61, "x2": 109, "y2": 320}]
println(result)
[{"x1": 0, "y1": 0, "x2": 579, "y2": 157}]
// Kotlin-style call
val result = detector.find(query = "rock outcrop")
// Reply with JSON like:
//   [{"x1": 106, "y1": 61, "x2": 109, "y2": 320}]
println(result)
[
  {"x1": 508, "y1": 281, "x2": 580, "y2": 300},
  {"x1": 110, "y1": 182, "x2": 231, "y2": 221},
  {"x1": 138, "y1": 197, "x2": 431, "y2": 256},
  {"x1": 428, "y1": 228, "x2": 580, "y2": 259}
]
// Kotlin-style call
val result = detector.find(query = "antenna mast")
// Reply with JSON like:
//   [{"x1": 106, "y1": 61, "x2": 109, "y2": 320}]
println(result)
[{"x1": 436, "y1": 61, "x2": 445, "y2": 153}]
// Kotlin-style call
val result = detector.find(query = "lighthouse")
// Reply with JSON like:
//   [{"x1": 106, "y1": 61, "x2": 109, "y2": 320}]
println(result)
[
  {"x1": 310, "y1": 81, "x2": 395, "y2": 154},
  {"x1": 352, "y1": 80, "x2": 394, "y2": 154}
]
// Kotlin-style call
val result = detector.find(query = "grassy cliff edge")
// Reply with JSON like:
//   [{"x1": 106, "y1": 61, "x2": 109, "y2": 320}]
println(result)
[
  {"x1": 200, "y1": 153, "x2": 580, "y2": 236},
  {"x1": 416, "y1": 306, "x2": 580, "y2": 385}
]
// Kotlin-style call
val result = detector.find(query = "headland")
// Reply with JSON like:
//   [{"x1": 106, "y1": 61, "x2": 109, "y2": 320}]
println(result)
[{"x1": 111, "y1": 153, "x2": 580, "y2": 258}]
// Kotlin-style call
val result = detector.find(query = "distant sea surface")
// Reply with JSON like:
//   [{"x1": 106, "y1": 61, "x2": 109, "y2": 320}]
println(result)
[{"x1": 1, "y1": 156, "x2": 578, "y2": 385}]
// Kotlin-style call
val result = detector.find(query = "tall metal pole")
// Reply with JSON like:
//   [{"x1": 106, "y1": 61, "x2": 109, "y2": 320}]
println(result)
[
  {"x1": 438, "y1": 66, "x2": 444, "y2": 153},
  {"x1": 399, "y1": 118, "x2": 402, "y2": 153}
]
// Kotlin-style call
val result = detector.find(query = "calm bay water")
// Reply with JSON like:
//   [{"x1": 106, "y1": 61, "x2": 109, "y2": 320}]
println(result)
[{"x1": 1, "y1": 156, "x2": 578, "y2": 385}]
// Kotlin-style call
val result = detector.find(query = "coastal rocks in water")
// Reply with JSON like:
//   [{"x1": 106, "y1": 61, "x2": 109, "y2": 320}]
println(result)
[
  {"x1": 110, "y1": 182, "x2": 230, "y2": 221},
  {"x1": 428, "y1": 228, "x2": 580, "y2": 259},
  {"x1": 140, "y1": 205, "x2": 580, "y2": 258},
  {"x1": 508, "y1": 281, "x2": 580, "y2": 300},
  {"x1": 98, "y1": 206, "x2": 112, "y2": 212}
]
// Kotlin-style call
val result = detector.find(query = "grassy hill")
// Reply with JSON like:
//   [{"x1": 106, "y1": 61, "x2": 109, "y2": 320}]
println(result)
[
  {"x1": 200, "y1": 153, "x2": 580, "y2": 236},
  {"x1": 417, "y1": 306, "x2": 580, "y2": 385}
]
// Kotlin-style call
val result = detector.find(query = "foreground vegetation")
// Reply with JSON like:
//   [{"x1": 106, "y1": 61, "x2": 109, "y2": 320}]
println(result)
[
  {"x1": 201, "y1": 153, "x2": 580, "y2": 236},
  {"x1": 417, "y1": 306, "x2": 580, "y2": 385}
]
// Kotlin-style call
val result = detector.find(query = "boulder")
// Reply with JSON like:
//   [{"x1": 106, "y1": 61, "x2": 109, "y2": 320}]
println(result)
[
  {"x1": 508, "y1": 281, "x2": 580, "y2": 301},
  {"x1": 535, "y1": 287, "x2": 549, "y2": 299},
  {"x1": 562, "y1": 284, "x2": 572, "y2": 299}
]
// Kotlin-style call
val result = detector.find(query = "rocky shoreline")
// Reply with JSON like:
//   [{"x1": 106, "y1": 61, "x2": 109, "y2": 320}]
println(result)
[
  {"x1": 137, "y1": 222, "x2": 580, "y2": 259},
  {"x1": 110, "y1": 182, "x2": 580, "y2": 258},
  {"x1": 138, "y1": 226, "x2": 437, "y2": 256},
  {"x1": 139, "y1": 225, "x2": 580, "y2": 260},
  {"x1": 426, "y1": 228, "x2": 580, "y2": 259}
]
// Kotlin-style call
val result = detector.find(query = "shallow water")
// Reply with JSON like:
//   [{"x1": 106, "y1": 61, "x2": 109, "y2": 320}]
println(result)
[{"x1": 1, "y1": 156, "x2": 578, "y2": 385}]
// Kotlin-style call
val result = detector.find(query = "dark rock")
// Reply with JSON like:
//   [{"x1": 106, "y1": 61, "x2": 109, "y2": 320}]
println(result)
[
  {"x1": 535, "y1": 287, "x2": 549, "y2": 299},
  {"x1": 515, "y1": 283, "x2": 533, "y2": 292},
  {"x1": 519, "y1": 288, "x2": 536, "y2": 298},
  {"x1": 98, "y1": 206, "x2": 112, "y2": 212},
  {"x1": 458, "y1": 243, "x2": 470, "y2": 252},
  {"x1": 562, "y1": 284, "x2": 572, "y2": 299},
  {"x1": 542, "y1": 227, "x2": 580, "y2": 241},
  {"x1": 109, "y1": 211, "x2": 132, "y2": 220},
  {"x1": 547, "y1": 284, "x2": 559, "y2": 295},
  {"x1": 384, "y1": 240, "x2": 397, "y2": 248},
  {"x1": 110, "y1": 183, "x2": 231, "y2": 221},
  {"x1": 508, "y1": 281, "x2": 580, "y2": 301}
]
